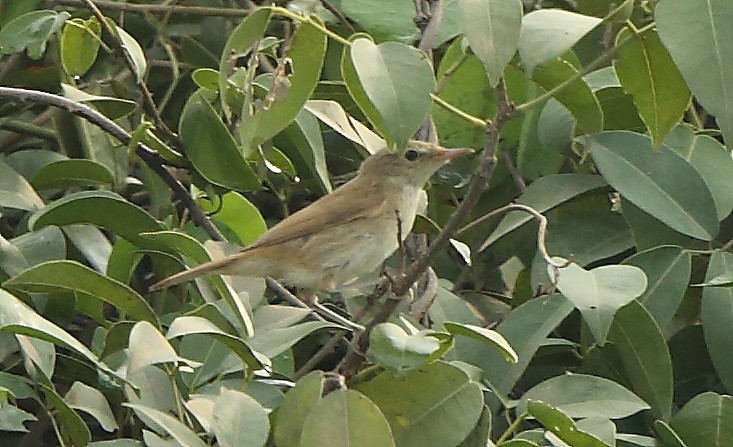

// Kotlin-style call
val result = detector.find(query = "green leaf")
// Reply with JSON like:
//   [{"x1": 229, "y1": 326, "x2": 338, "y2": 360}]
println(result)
[
  {"x1": 0, "y1": 10, "x2": 69, "y2": 59},
  {"x1": 588, "y1": 131, "x2": 719, "y2": 240},
  {"x1": 300, "y1": 389, "x2": 396, "y2": 447},
  {"x1": 458, "y1": 0, "x2": 522, "y2": 86},
  {"x1": 63, "y1": 224, "x2": 112, "y2": 273},
  {"x1": 304, "y1": 99, "x2": 385, "y2": 153},
  {"x1": 166, "y1": 316, "x2": 263, "y2": 371},
  {"x1": 622, "y1": 245, "x2": 690, "y2": 330},
  {"x1": 60, "y1": 83, "x2": 136, "y2": 120},
  {"x1": 443, "y1": 322, "x2": 518, "y2": 363},
  {"x1": 113, "y1": 23, "x2": 146, "y2": 83},
  {"x1": 518, "y1": 9, "x2": 601, "y2": 75},
  {"x1": 0, "y1": 289, "x2": 113, "y2": 376},
  {"x1": 473, "y1": 294, "x2": 575, "y2": 396},
  {"x1": 60, "y1": 17, "x2": 101, "y2": 77},
  {"x1": 212, "y1": 389, "x2": 269, "y2": 447},
  {"x1": 0, "y1": 160, "x2": 44, "y2": 211},
  {"x1": 432, "y1": 39, "x2": 495, "y2": 149},
  {"x1": 199, "y1": 192, "x2": 266, "y2": 246},
  {"x1": 247, "y1": 321, "x2": 342, "y2": 358},
  {"x1": 532, "y1": 57, "x2": 603, "y2": 133},
  {"x1": 127, "y1": 321, "x2": 199, "y2": 375},
  {"x1": 671, "y1": 392, "x2": 733, "y2": 447},
  {"x1": 65, "y1": 381, "x2": 118, "y2": 433},
  {"x1": 280, "y1": 108, "x2": 333, "y2": 193},
  {"x1": 368, "y1": 323, "x2": 441, "y2": 376},
  {"x1": 340, "y1": 0, "x2": 418, "y2": 43},
  {"x1": 179, "y1": 94, "x2": 261, "y2": 191},
  {"x1": 518, "y1": 374, "x2": 650, "y2": 419},
  {"x1": 191, "y1": 68, "x2": 219, "y2": 91},
  {"x1": 273, "y1": 371, "x2": 324, "y2": 447},
  {"x1": 218, "y1": 7, "x2": 272, "y2": 118},
  {"x1": 602, "y1": 300, "x2": 673, "y2": 421},
  {"x1": 614, "y1": 28, "x2": 690, "y2": 147},
  {"x1": 29, "y1": 190, "x2": 163, "y2": 247},
  {"x1": 546, "y1": 211, "x2": 633, "y2": 267},
  {"x1": 244, "y1": 19, "x2": 327, "y2": 147},
  {"x1": 527, "y1": 400, "x2": 611, "y2": 447},
  {"x1": 30, "y1": 159, "x2": 114, "y2": 190},
  {"x1": 554, "y1": 261, "x2": 647, "y2": 343},
  {"x1": 656, "y1": 0, "x2": 733, "y2": 145},
  {"x1": 665, "y1": 127, "x2": 733, "y2": 220},
  {"x1": 701, "y1": 251, "x2": 733, "y2": 394},
  {"x1": 35, "y1": 370, "x2": 92, "y2": 447},
  {"x1": 355, "y1": 362, "x2": 483, "y2": 447},
  {"x1": 3, "y1": 260, "x2": 159, "y2": 326},
  {"x1": 347, "y1": 38, "x2": 435, "y2": 148},
  {"x1": 480, "y1": 174, "x2": 608, "y2": 250},
  {"x1": 124, "y1": 403, "x2": 209, "y2": 447}
]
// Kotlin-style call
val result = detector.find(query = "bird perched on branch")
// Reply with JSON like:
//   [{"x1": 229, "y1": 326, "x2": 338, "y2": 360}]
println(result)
[{"x1": 150, "y1": 141, "x2": 472, "y2": 294}]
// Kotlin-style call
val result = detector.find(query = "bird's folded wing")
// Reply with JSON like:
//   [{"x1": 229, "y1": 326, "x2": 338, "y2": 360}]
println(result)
[{"x1": 247, "y1": 181, "x2": 389, "y2": 250}]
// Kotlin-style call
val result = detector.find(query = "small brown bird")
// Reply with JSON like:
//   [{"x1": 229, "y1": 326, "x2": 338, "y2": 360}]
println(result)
[{"x1": 150, "y1": 141, "x2": 472, "y2": 293}]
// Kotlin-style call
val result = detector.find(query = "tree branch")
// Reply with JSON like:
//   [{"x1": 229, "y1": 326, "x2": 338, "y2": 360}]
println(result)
[
  {"x1": 51, "y1": 0, "x2": 251, "y2": 17},
  {"x1": 0, "y1": 86, "x2": 224, "y2": 242}
]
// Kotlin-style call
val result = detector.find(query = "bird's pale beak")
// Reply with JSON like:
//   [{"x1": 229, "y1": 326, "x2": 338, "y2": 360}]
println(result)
[{"x1": 436, "y1": 147, "x2": 475, "y2": 161}]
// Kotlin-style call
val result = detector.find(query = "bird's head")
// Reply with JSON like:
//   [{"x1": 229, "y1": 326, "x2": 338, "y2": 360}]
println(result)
[{"x1": 358, "y1": 141, "x2": 474, "y2": 187}]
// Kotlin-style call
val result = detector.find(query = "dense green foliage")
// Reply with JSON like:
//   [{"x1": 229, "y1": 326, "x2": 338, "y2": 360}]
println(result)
[{"x1": 0, "y1": 0, "x2": 732, "y2": 446}]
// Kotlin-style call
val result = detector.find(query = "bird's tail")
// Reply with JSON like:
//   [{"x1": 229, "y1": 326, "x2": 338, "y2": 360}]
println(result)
[{"x1": 148, "y1": 255, "x2": 241, "y2": 291}]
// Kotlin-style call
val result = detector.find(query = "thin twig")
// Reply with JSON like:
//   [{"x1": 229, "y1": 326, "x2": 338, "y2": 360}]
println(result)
[
  {"x1": 503, "y1": 152, "x2": 526, "y2": 192},
  {"x1": 81, "y1": 0, "x2": 180, "y2": 144},
  {"x1": 0, "y1": 86, "x2": 224, "y2": 241},
  {"x1": 51, "y1": 0, "x2": 251, "y2": 17},
  {"x1": 318, "y1": 0, "x2": 354, "y2": 33}
]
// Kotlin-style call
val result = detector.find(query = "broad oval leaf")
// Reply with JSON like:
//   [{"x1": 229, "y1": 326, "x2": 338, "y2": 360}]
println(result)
[
  {"x1": 65, "y1": 381, "x2": 118, "y2": 433},
  {"x1": 3, "y1": 260, "x2": 159, "y2": 326},
  {"x1": 179, "y1": 94, "x2": 261, "y2": 191},
  {"x1": 0, "y1": 160, "x2": 44, "y2": 211},
  {"x1": 622, "y1": 245, "x2": 690, "y2": 330},
  {"x1": 60, "y1": 83, "x2": 136, "y2": 120},
  {"x1": 0, "y1": 289, "x2": 114, "y2": 376},
  {"x1": 166, "y1": 316, "x2": 262, "y2": 371},
  {"x1": 0, "y1": 10, "x2": 69, "y2": 59},
  {"x1": 128, "y1": 321, "x2": 200, "y2": 375},
  {"x1": 347, "y1": 38, "x2": 435, "y2": 148},
  {"x1": 244, "y1": 19, "x2": 327, "y2": 147},
  {"x1": 670, "y1": 392, "x2": 733, "y2": 447},
  {"x1": 614, "y1": 28, "x2": 690, "y2": 148},
  {"x1": 532, "y1": 57, "x2": 603, "y2": 134},
  {"x1": 369, "y1": 323, "x2": 440, "y2": 376},
  {"x1": 518, "y1": 374, "x2": 650, "y2": 419},
  {"x1": 114, "y1": 24, "x2": 146, "y2": 83},
  {"x1": 355, "y1": 361, "x2": 483, "y2": 447},
  {"x1": 212, "y1": 389, "x2": 269, "y2": 447},
  {"x1": 273, "y1": 371, "x2": 324, "y2": 447},
  {"x1": 30, "y1": 159, "x2": 114, "y2": 190},
  {"x1": 518, "y1": 9, "x2": 602, "y2": 75},
  {"x1": 480, "y1": 174, "x2": 608, "y2": 250},
  {"x1": 443, "y1": 322, "x2": 517, "y2": 363},
  {"x1": 588, "y1": 131, "x2": 719, "y2": 240},
  {"x1": 300, "y1": 390, "x2": 396, "y2": 447},
  {"x1": 458, "y1": 0, "x2": 522, "y2": 87},
  {"x1": 602, "y1": 300, "x2": 673, "y2": 421},
  {"x1": 124, "y1": 403, "x2": 208, "y2": 447},
  {"x1": 656, "y1": 0, "x2": 733, "y2": 146},
  {"x1": 341, "y1": 0, "x2": 418, "y2": 44},
  {"x1": 701, "y1": 251, "x2": 733, "y2": 394},
  {"x1": 198, "y1": 192, "x2": 266, "y2": 246},
  {"x1": 553, "y1": 260, "x2": 647, "y2": 343},
  {"x1": 29, "y1": 190, "x2": 163, "y2": 247},
  {"x1": 60, "y1": 17, "x2": 101, "y2": 77}
]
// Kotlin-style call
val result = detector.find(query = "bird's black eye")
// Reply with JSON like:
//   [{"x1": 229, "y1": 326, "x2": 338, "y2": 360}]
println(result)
[{"x1": 404, "y1": 149, "x2": 419, "y2": 161}]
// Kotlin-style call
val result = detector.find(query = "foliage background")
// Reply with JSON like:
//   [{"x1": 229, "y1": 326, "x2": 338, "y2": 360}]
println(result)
[{"x1": 0, "y1": 0, "x2": 732, "y2": 446}]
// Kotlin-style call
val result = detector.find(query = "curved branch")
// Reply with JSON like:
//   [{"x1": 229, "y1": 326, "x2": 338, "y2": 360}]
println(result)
[{"x1": 0, "y1": 86, "x2": 224, "y2": 242}]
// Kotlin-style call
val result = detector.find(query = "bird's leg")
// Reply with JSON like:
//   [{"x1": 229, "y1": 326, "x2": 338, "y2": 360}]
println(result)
[{"x1": 303, "y1": 290, "x2": 365, "y2": 332}]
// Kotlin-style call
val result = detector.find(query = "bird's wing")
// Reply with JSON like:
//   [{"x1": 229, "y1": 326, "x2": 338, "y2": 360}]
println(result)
[{"x1": 248, "y1": 180, "x2": 389, "y2": 250}]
